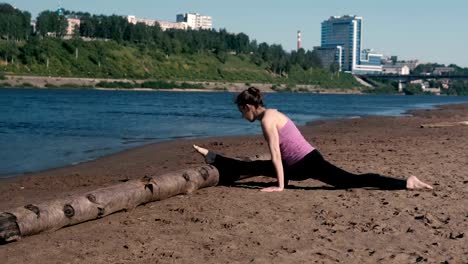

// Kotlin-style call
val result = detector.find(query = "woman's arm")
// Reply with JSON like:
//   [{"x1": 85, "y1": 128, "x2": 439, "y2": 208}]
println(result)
[{"x1": 261, "y1": 113, "x2": 285, "y2": 192}]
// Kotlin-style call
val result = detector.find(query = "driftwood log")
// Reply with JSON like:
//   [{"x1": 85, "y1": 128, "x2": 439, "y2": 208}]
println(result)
[
  {"x1": 420, "y1": 121, "x2": 468, "y2": 128},
  {"x1": 0, "y1": 165, "x2": 220, "y2": 242}
]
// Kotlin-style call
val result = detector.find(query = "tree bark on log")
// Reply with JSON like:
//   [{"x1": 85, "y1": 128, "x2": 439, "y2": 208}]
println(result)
[{"x1": 0, "y1": 165, "x2": 219, "y2": 242}]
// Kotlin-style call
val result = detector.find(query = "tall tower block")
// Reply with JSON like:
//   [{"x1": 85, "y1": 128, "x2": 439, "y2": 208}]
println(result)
[{"x1": 297, "y1": 30, "x2": 301, "y2": 50}]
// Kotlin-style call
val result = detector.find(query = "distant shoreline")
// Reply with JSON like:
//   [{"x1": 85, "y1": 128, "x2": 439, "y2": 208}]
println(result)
[{"x1": 0, "y1": 74, "x2": 363, "y2": 94}]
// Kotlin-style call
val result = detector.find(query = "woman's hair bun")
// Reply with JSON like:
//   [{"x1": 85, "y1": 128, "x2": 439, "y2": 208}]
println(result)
[
  {"x1": 235, "y1": 86, "x2": 264, "y2": 107},
  {"x1": 247, "y1": 87, "x2": 262, "y2": 100},
  {"x1": 247, "y1": 86, "x2": 259, "y2": 94}
]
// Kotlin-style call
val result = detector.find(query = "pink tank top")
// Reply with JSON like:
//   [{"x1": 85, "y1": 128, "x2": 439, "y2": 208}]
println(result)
[{"x1": 278, "y1": 118, "x2": 314, "y2": 166}]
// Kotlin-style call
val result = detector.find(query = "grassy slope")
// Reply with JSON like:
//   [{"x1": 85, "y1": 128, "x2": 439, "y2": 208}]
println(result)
[{"x1": 1, "y1": 39, "x2": 363, "y2": 90}]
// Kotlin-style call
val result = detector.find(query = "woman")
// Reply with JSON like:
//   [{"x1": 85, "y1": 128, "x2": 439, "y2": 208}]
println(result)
[{"x1": 194, "y1": 87, "x2": 433, "y2": 192}]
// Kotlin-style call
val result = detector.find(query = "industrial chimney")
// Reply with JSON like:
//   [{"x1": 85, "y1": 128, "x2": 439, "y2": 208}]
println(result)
[{"x1": 297, "y1": 30, "x2": 301, "y2": 50}]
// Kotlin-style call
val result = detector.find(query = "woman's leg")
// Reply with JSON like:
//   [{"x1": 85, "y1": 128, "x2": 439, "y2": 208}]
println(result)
[
  {"x1": 193, "y1": 145, "x2": 275, "y2": 184},
  {"x1": 291, "y1": 150, "x2": 431, "y2": 190}
]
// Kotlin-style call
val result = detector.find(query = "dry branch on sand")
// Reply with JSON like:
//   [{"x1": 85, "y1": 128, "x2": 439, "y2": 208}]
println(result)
[
  {"x1": 420, "y1": 121, "x2": 468, "y2": 128},
  {"x1": 0, "y1": 165, "x2": 219, "y2": 242}
]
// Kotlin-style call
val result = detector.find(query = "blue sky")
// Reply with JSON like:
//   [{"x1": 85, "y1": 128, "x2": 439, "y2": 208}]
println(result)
[{"x1": 6, "y1": 0, "x2": 468, "y2": 67}]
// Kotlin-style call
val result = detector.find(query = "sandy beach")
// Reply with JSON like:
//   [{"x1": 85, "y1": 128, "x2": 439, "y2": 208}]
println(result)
[{"x1": 1, "y1": 103, "x2": 467, "y2": 263}]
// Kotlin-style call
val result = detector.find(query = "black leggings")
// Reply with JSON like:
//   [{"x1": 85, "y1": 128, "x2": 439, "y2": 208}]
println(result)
[{"x1": 210, "y1": 150, "x2": 406, "y2": 190}]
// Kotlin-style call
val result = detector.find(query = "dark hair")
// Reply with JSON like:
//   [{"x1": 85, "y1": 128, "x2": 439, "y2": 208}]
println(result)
[{"x1": 235, "y1": 87, "x2": 264, "y2": 108}]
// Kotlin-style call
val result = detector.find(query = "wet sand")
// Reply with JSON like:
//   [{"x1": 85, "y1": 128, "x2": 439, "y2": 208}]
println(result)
[{"x1": 1, "y1": 103, "x2": 467, "y2": 263}]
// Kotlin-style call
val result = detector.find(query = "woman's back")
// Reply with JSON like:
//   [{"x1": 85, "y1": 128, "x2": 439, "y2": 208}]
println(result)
[{"x1": 263, "y1": 109, "x2": 314, "y2": 166}]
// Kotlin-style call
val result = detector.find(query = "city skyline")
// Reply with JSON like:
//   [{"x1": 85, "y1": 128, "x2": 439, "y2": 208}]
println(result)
[{"x1": 5, "y1": 0, "x2": 468, "y2": 67}]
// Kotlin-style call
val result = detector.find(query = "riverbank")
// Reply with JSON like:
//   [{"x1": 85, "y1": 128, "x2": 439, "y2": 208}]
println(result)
[
  {"x1": 1, "y1": 103, "x2": 467, "y2": 263},
  {"x1": 1, "y1": 75, "x2": 363, "y2": 94}
]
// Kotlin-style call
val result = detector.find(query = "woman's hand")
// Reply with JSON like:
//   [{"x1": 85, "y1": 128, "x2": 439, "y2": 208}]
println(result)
[
  {"x1": 260, "y1": 111, "x2": 285, "y2": 193},
  {"x1": 261, "y1": 186, "x2": 284, "y2": 192}
]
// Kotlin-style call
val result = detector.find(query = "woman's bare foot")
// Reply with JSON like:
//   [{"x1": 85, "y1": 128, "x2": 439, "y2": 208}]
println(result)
[
  {"x1": 193, "y1": 145, "x2": 217, "y2": 164},
  {"x1": 406, "y1": 175, "x2": 433, "y2": 190},
  {"x1": 193, "y1": 145, "x2": 209, "y2": 156}
]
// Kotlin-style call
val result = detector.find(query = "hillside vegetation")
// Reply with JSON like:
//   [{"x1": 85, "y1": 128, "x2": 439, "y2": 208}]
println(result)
[
  {"x1": 1, "y1": 38, "x2": 362, "y2": 90},
  {"x1": 0, "y1": 3, "x2": 361, "y2": 90}
]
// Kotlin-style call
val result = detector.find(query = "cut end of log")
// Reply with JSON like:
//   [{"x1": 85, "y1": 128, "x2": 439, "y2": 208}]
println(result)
[{"x1": 0, "y1": 212, "x2": 21, "y2": 243}]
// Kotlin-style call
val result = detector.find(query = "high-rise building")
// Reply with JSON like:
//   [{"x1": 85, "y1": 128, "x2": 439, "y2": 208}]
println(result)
[
  {"x1": 315, "y1": 15, "x2": 382, "y2": 74},
  {"x1": 321, "y1": 15, "x2": 362, "y2": 72},
  {"x1": 176, "y1": 13, "x2": 212, "y2": 30}
]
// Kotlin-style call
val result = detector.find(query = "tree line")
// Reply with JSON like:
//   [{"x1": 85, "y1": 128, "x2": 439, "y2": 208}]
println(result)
[{"x1": 0, "y1": 3, "x2": 322, "y2": 76}]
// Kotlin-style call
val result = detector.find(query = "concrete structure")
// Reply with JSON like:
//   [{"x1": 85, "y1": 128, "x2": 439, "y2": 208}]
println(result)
[
  {"x1": 176, "y1": 13, "x2": 212, "y2": 30},
  {"x1": 66, "y1": 17, "x2": 80, "y2": 36},
  {"x1": 382, "y1": 65, "x2": 410, "y2": 75},
  {"x1": 316, "y1": 15, "x2": 382, "y2": 74}
]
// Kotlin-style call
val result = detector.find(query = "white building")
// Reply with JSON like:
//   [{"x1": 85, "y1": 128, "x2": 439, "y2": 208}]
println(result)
[
  {"x1": 126, "y1": 16, "x2": 157, "y2": 26},
  {"x1": 157, "y1": 21, "x2": 188, "y2": 31},
  {"x1": 317, "y1": 15, "x2": 382, "y2": 74},
  {"x1": 382, "y1": 65, "x2": 410, "y2": 75},
  {"x1": 176, "y1": 13, "x2": 212, "y2": 30},
  {"x1": 30, "y1": 20, "x2": 36, "y2": 34},
  {"x1": 395, "y1": 60, "x2": 419, "y2": 71},
  {"x1": 354, "y1": 49, "x2": 383, "y2": 74},
  {"x1": 127, "y1": 16, "x2": 188, "y2": 31}
]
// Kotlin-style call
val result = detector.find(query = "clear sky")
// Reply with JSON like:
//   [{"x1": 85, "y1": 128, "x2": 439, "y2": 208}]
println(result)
[{"x1": 5, "y1": 0, "x2": 468, "y2": 67}]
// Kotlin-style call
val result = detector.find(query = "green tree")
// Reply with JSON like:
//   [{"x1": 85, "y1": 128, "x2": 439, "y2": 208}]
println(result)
[
  {"x1": 36, "y1": 10, "x2": 67, "y2": 37},
  {"x1": 403, "y1": 83, "x2": 423, "y2": 95},
  {"x1": 329, "y1": 62, "x2": 340, "y2": 73},
  {"x1": 448, "y1": 80, "x2": 468, "y2": 96},
  {"x1": 0, "y1": 3, "x2": 31, "y2": 40},
  {"x1": 0, "y1": 40, "x2": 19, "y2": 65}
]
